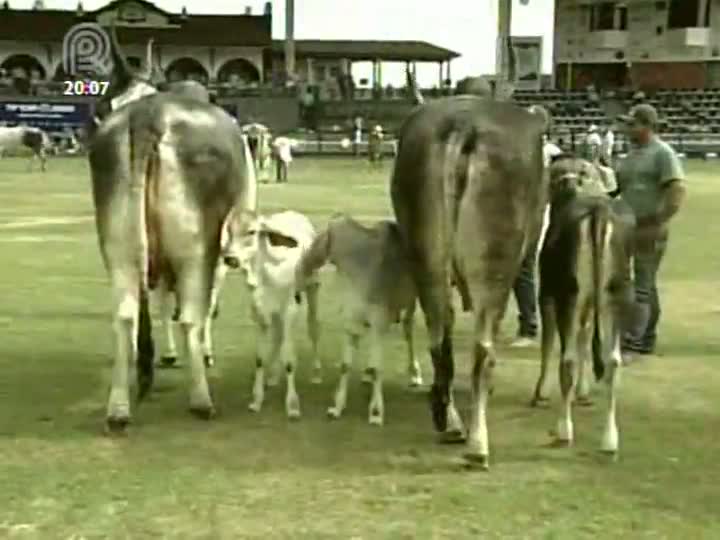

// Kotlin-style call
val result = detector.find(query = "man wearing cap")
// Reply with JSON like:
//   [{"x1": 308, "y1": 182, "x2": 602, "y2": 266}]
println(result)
[{"x1": 616, "y1": 103, "x2": 686, "y2": 357}]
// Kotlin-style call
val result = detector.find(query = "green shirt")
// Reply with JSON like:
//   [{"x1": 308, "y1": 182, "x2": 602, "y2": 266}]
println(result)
[{"x1": 616, "y1": 135, "x2": 685, "y2": 219}]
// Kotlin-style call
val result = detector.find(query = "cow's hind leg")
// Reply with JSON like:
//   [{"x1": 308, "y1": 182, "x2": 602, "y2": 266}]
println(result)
[
  {"x1": 159, "y1": 285, "x2": 179, "y2": 367},
  {"x1": 305, "y1": 282, "x2": 322, "y2": 384},
  {"x1": 136, "y1": 289, "x2": 154, "y2": 401},
  {"x1": 531, "y1": 298, "x2": 555, "y2": 407},
  {"x1": 402, "y1": 302, "x2": 423, "y2": 387},
  {"x1": 202, "y1": 262, "x2": 227, "y2": 368},
  {"x1": 465, "y1": 308, "x2": 499, "y2": 470},
  {"x1": 279, "y1": 311, "x2": 301, "y2": 419},
  {"x1": 553, "y1": 300, "x2": 584, "y2": 446},
  {"x1": 574, "y1": 321, "x2": 593, "y2": 406},
  {"x1": 106, "y1": 271, "x2": 141, "y2": 432},
  {"x1": 600, "y1": 309, "x2": 622, "y2": 456},
  {"x1": 248, "y1": 311, "x2": 270, "y2": 413},
  {"x1": 366, "y1": 315, "x2": 388, "y2": 425},
  {"x1": 176, "y1": 262, "x2": 215, "y2": 419}
]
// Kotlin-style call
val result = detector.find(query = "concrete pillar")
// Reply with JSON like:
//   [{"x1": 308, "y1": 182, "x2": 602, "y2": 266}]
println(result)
[
  {"x1": 613, "y1": 6, "x2": 621, "y2": 30},
  {"x1": 372, "y1": 59, "x2": 377, "y2": 87},
  {"x1": 698, "y1": 0, "x2": 708, "y2": 26},
  {"x1": 284, "y1": 0, "x2": 295, "y2": 80},
  {"x1": 306, "y1": 57, "x2": 314, "y2": 84},
  {"x1": 496, "y1": 0, "x2": 512, "y2": 79},
  {"x1": 377, "y1": 59, "x2": 382, "y2": 88},
  {"x1": 447, "y1": 59, "x2": 452, "y2": 83},
  {"x1": 438, "y1": 61, "x2": 443, "y2": 86}
]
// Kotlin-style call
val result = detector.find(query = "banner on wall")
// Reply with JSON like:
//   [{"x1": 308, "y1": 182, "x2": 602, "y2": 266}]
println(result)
[{"x1": 510, "y1": 36, "x2": 543, "y2": 90}]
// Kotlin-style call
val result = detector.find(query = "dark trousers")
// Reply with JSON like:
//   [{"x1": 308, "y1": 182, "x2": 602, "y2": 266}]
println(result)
[
  {"x1": 275, "y1": 159, "x2": 288, "y2": 183},
  {"x1": 513, "y1": 239, "x2": 539, "y2": 337},
  {"x1": 625, "y1": 232, "x2": 668, "y2": 351}
]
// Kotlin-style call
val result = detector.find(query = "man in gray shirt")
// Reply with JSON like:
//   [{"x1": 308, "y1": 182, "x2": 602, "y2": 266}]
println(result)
[{"x1": 616, "y1": 104, "x2": 686, "y2": 357}]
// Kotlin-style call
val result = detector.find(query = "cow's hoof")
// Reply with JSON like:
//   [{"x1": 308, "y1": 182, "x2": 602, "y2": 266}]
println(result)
[
  {"x1": 204, "y1": 355, "x2": 214, "y2": 368},
  {"x1": 287, "y1": 409, "x2": 301, "y2": 421},
  {"x1": 248, "y1": 402, "x2": 262, "y2": 413},
  {"x1": 462, "y1": 453, "x2": 490, "y2": 471},
  {"x1": 598, "y1": 449, "x2": 619, "y2": 462},
  {"x1": 575, "y1": 395, "x2": 593, "y2": 407},
  {"x1": 327, "y1": 407, "x2": 341, "y2": 419},
  {"x1": 105, "y1": 416, "x2": 130, "y2": 435},
  {"x1": 437, "y1": 430, "x2": 466, "y2": 444},
  {"x1": 547, "y1": 435, "x2": 573, "y2": 448},
  {"x1": 408, "y1": 375, "x2": 423, "y2": 388},
  {"x1": 361, "y1": 368, "x2": 374, "y2": 384},
  {"x1": 189, "y1": 406, "x2": 216, "y2": 420},
  {"x1": 530, "y1": 396, "x2": 549, "y2": 408},
  {"x1": 368, "y1": 415, "x2": 384, "y2": 426},
  {"x1": 310, "y1": 374, "x2": 323, "y2": 385},
  {"x1": 159, "y1": 356, "x2": 178, "y2": 368}
]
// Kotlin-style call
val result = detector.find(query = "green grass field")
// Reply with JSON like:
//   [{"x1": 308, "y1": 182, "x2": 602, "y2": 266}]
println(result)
[{"x1": 0, "y1": 156, "x2": 718, "y2": 539}]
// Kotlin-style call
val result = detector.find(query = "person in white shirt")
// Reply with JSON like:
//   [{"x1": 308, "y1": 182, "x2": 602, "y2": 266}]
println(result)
[
  {"x1": 543, "y1": 135, "x2": 563, "y2": 167},
  {"x1": 601, "y1": 126, "x2": 615, "y2": 166},
  {"x1": 585, "y1": 124, "x2": 602, "y2": 162},
  {"x1": 271, "y1": 136, "x2": 297, "y2": 183},
  {"x1": 510, "y1": 134, "x2": 563, "y2": 347}
]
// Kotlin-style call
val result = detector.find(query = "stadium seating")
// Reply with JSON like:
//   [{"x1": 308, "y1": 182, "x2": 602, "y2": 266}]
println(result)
[{"x1": 512, "y1": 88, "x2": 720, "y2": 156}]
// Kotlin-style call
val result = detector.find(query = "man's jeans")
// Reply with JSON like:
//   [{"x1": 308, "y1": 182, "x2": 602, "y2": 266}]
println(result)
[
  {"x1": 625, "y1": 230, "x2": 668, "y2": 351},
  {"x1": 513, "y1": 239, "x2": 539, "y2": 338}
]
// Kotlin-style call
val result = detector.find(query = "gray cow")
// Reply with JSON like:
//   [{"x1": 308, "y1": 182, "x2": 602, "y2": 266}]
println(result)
[
  {"x1": 88, "y1": 30, "x2": 254, "y2": 432},
  {"x1": 392, "y1": 77, "x2": 547, "y2": 469},
  {"x1": 297, "y1": 214, "x2": 422, "y2": 426}
]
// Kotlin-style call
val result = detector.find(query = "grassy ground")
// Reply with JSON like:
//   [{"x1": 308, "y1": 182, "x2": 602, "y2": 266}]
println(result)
[{"x1": 0, "y1": 156, "x2": 718, "y2": 539}]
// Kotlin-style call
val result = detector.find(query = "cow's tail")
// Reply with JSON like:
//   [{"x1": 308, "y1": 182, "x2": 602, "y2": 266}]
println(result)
[
  {"x1": 589, "y1": 203, "x2": 609, "y2": 382},
  {"x1": 128, "y1": 125, "x2": 158, "y2": 400}
]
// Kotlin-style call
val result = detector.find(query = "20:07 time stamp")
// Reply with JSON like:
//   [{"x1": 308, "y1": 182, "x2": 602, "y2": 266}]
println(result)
[{"x1": 62, "y1": 80, "x2": 109, "y2": 96}]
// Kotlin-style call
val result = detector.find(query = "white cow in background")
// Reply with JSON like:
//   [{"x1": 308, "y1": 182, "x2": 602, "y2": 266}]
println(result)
[
  {"x1": 0, "y1": 125, "x2": 51, "y2": 171},
  {"x1": 238, "y1": 210, "x2": 322, "y2": 419}
]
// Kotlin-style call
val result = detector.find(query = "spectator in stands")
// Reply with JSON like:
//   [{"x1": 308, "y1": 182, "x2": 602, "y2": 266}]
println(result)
[
  {"x1": 616, "y1": 104, "x2": 686, "y2": 359},
  {"x1": 584, "y1": 124, "x2": 602, "y2": 161},
  {"x1": 601, "y1": 125, "x2": 615, "y2": 166}
]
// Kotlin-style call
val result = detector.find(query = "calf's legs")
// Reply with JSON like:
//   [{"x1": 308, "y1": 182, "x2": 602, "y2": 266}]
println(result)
[{"x1": 327, "y1": 331, "x2": 361, "y2": 420}]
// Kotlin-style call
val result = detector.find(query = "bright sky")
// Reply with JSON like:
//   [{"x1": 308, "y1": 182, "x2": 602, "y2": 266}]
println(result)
[{"x1": 13, "y1": 0, "x2": 555, "y2": 86}]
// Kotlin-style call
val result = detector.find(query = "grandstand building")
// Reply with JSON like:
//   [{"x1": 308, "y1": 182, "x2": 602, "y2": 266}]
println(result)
[
  {"x1": 0, "y1": 0, "x2": 271, "y2": 84},
  {"x1": 0, "y1": 0, "x2": 458, "y2": 91},
  {"x1": 554, "y1": 0, "x2": 720, "y2": 90}
]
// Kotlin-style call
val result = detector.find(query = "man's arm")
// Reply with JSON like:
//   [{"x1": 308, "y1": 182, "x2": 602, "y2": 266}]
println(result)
[{"x1": 638, "y1": 148, "x2": 686, "y2": 227}]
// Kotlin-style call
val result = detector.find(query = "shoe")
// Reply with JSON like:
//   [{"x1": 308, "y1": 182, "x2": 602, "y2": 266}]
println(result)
[
  {"x1": 622, "y1": 341, "x2": 654, "y2": 355},
  {"x1": 510, "y1": 336, "x2": 536, "y2": 348}
]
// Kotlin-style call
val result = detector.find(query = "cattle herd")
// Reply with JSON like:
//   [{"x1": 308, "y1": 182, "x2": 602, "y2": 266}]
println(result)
[{"x1": 1, "y1": 30, "x2": 646, "y2": 471}]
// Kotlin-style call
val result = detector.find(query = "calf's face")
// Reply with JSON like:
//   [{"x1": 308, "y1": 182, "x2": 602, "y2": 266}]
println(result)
[
  {"x1": 549, "y1": 157, "x2": 606, "y2": 202},
  {"x1": 222, "y1": 214, "x2": 303, "y2": 290}
]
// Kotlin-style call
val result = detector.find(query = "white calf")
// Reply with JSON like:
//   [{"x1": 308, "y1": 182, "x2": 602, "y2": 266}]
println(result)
[
  {"x1": 241, "y1": 210, "x2": 321, "y2": 419},
  {"x1": 297, "y1": 214, "x2": 420, "y2": 426}
]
